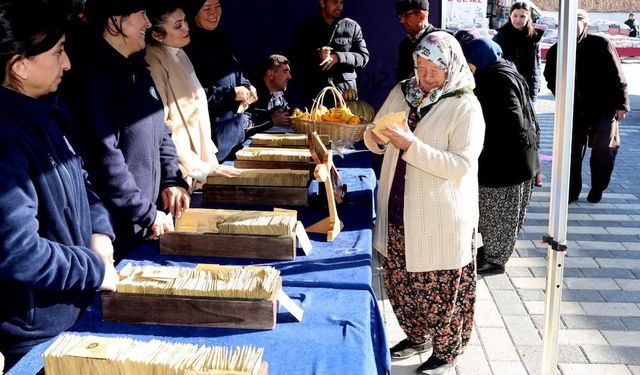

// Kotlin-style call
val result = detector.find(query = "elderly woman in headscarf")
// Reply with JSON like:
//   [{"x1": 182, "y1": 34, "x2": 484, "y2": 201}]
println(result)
[
  {"x1": 364, "y1": 31, "x2": 485, "y2": 374},
  {"x1": 456, "y1": 34, "x2": 539, "y2": 276}
]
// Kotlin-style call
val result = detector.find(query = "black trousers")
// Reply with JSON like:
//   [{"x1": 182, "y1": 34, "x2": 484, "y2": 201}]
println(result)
[{"x1": 569, "y1": 112, "x2": 620, "y2": 200}]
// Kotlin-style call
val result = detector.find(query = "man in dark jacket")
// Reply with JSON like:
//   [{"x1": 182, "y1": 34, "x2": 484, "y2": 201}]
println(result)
[
  {"x1": 292, "y1": 0, "x2": 370, "y2": 106},
  {"x1": 625, "y1": 13, "x2": 638, "y2": 38},
  {"x1": 395, "y1": 0, "x2": 444, "y2": 82},
  {"x1": 251, "y1": 54, "x2": 293, "y2": 133},
  {"x1": 544, "y1": 10, "x2": 629, "y2": 203}
]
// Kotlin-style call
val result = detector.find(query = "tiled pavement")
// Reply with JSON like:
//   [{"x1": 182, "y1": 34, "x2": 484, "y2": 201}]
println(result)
[{"x1": 374, "y1": 60, "x2": 640, "y2": 375}]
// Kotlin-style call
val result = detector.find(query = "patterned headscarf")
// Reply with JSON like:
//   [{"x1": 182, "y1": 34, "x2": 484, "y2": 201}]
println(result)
[{"x1": 404, "y1": 31, "x2": 475, "y2": 113}]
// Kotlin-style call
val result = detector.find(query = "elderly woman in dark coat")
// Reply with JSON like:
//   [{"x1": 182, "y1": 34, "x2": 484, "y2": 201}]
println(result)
[{"x1": 457, "y1": 34, "x2": 540, "y2": 275}]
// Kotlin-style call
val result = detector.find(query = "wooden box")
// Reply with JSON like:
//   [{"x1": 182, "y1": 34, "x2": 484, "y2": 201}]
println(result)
[
  {"x1": 159, "y1": 231, "x2": 296, "y2": 260},
  {"x1": 250, "y1": 133, "x2": 330, "y2": 148},
  {"x1": 102, "y1": 292, "x2": 278, "y2": 330},
  {"x1": 202, "y1": 183, "x2": 309, "y2": 206},
  {"x1": 233, "y1": 159, "x2": 316, "y2": 174},
  {"x1": 234, "y1": 147, "x2": 316, "y2": 174}
]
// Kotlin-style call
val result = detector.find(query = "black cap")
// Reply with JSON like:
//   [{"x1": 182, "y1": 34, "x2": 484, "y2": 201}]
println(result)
[{"x1": 395, "y1": 0, "x2": 429, "y2": 14}]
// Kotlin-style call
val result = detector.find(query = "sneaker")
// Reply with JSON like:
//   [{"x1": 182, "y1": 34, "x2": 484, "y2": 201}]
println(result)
[
  {"x1": 415, "y1": 355, "x2": 456, "y2": 374},
  {"x1": 390, "y1": 338, "x2": 432, "y2": 359}
]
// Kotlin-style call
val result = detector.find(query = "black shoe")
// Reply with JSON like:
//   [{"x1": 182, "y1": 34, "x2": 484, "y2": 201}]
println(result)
[
  {"x1": 476, "y1": 246, "x2": 485, "y2": 261},
  {"x1": 568, "y1": 194, "x2": 579, "y2": 204},
  {"x1": 587, "y1": 190, "x2": 603, "y2": 203},
  {"x1": 477, "y1": 257, "x2": 505, "y2": 275},
  {"x1": 415, "y1": 355, "x2": 456, "y2": 374},
  {"x1": 390, "y1": 338, "x2": 432, "y2": 359}
]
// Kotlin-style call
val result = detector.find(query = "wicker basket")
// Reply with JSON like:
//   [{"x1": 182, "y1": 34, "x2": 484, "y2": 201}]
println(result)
[{"x1": 291, "y1": 86, "x2": 368, "y2": 143}]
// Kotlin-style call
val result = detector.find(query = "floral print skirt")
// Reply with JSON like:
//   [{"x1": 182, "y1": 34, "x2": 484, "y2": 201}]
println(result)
[
  {"x1": 478, "y1": 179, "x2": 534, "y2": 265},
  {"x1": 383, "y1": 223, "x2": 476, "y2": 364}
]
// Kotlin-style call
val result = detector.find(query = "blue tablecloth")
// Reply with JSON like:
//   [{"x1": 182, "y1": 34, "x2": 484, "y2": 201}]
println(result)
[
  {"x1": 127, "y1": 167, "x2": 377, "y2": 290},
  {"x1": 7, "y1": 164, "x2": 392, "y2": 375},
  {"x1": 8, "y1": 286, "x2": 389, "y2": 375}
]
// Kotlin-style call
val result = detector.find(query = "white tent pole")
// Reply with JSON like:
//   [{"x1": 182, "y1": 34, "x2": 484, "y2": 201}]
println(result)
[{"x1": 540, "y1": 0, "x2": 578, "y2": 374}]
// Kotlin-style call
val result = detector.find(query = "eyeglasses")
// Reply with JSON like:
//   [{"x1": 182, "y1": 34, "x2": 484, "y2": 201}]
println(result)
[{"x1": 397, "y1": 10, "x2": 420, "y2": 20}]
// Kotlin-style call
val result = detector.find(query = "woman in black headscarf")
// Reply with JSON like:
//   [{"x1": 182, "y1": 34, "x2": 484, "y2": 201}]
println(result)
[{"x1": 458, "y1": 34, "x2": 540, "y2": 275}]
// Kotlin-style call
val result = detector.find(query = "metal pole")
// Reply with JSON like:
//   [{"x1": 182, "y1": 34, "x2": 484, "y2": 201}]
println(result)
[{"x1": 540, "y1": 0, "x2": 578, "y2": 374}]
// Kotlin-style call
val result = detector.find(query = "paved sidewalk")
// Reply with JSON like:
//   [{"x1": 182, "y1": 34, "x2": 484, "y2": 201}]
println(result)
[{"x1": 375, "y1": 61, "x2": 640, "y2": 375}]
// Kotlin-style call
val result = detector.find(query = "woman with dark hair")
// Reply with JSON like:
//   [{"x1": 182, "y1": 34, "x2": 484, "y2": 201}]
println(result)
[
  {"x1": 493, "y1": 1, "x2": 543, "y2": 102},
  {"x1": 64, "y1": 0, "x2": 190, "y2": 259},
  {"x1": 0, "y1": 0, "x2": 118, "y2": 370},
  {"x1": 181, "y1": 0, "x2": 257, "y2": 162},
  {"x1": 144, "y1": 0, "x2": 240, "y2": 191}
]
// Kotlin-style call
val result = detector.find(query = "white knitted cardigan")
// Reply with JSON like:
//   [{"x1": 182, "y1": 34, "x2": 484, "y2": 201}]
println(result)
[{"x1": 365, "y1": 85, "x2": 486, "y2": 272}]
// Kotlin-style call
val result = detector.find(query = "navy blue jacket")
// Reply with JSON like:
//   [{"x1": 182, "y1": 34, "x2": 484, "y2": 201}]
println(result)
[
  {"x1": 0, "y1": 86, "x2": 111, "y2": 354},
  {"x1": 183, "y1": 27, "x2": 251, "y2": 161},
  {"x1": 64, "y1": 39, "x2": 188, "y2": 256}
]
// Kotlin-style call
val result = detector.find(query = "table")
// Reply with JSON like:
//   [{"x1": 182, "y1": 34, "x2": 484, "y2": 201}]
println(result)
[
  {"x1": 128, "y1": 167, "x2": 377, "y2": 289},
  {"x1": 7, "y1": 163, "x2": 391, "y2": 375}
]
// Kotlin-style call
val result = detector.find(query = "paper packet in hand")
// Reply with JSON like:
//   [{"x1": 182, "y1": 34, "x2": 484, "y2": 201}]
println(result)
[
  {"x1": 237, "y1": 101, "x2": 249, "y2": 114},
  {"x1": 372, "y1": 112, "x2": 406, "y2": 144}
]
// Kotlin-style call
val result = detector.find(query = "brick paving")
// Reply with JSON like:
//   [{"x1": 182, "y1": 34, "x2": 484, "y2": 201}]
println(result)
[{"x1": 375, "y1": 60, "x2": 640, "y2": 375}]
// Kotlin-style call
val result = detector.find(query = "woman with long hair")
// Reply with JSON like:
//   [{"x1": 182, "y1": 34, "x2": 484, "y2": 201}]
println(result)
[
  {"x1": 144, "y1": 0, "x2": 240, "y2": 192},
  {"x1": 493, "y1": 1, "x2": 544, "y2": 102}
]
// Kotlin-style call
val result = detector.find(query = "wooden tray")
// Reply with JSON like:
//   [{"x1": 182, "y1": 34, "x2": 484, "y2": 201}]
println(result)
[
  {"x1": 233, "y1": 160, "x2": 316, "y2": 175},
  {"x1": 203, "y1": 184, "x2": 309, "y2": 206},
  {"x1": 249, "y1": 133, "x2": 330, "y2": 148},
  {"x1": 102, "y1": 292, "x2": 278, "y2": 330},
  {"x1": 159, "y1": 231, "x2": 296, "y2": 260}
]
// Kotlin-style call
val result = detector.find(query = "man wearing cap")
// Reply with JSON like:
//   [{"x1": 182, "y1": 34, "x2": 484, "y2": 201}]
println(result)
[
  {"x1": 395, "y1": 0, "x2": 444, "y2": 82},
  {"x1": 544, "y1": 9, "x2": 629, "y2": 204}
]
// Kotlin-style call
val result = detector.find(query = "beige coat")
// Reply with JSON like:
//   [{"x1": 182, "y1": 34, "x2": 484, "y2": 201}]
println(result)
[
  {"x1": 145, "y1": 45, "x2": 218, "y2": 191},
  {"x1": 364, "y1": 85, "x2": 485, "y2": 272}
]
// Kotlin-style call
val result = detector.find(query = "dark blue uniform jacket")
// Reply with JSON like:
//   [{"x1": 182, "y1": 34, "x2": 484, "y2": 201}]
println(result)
[
  {"x1": 64, "y1": 39, "x2": 188, "y2": 256},
  {"x1": 0, "y1": 86, "x2": 111, "y2": 354}
]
